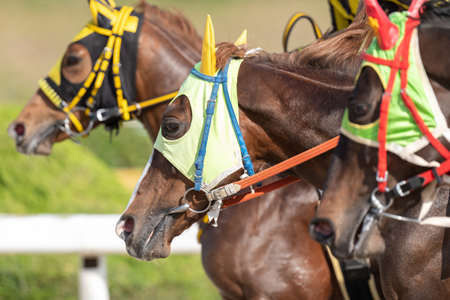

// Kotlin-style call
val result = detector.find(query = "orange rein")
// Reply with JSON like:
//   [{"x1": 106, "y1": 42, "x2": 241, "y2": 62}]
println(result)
[{"x1": 221, "y1": 136, "x2": 340, "y2": 208}]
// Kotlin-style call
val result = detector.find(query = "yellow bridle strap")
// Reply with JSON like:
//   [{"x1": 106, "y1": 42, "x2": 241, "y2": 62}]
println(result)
[
  {"x1": 40, "y1": 5, "x2": 149, "y2": 136},
  {"x1": 38, "y1": 79, "x2": 85, "y2": 133},
  {"x1": 70, "y1": 6, "x2": 132, "y2": 114},
  {"x1": 123, "y1": 91, "x2": 179, "y2": 115},
  {"x1": 112, "y1": 6, "x2": 134, "y2": 120},
  {"x1": 283, "y1": 12, "x2": 322, "y2": 52},
  {"x1": 66, "y1": 111, "x2": 85, "y2": 133},
  {"x1": 86, "y1": 23, "x2": 112, "y2": 36}
]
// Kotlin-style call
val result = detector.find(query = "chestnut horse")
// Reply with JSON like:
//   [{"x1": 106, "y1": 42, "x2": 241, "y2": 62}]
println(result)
[
  {"x1": 311, "y1": 0, "x2": 450, "y2": 298},
  {"x1": 8, "y1": 1, "x2": 348, "y2": 299},
  {"x1": 116, "y1": 5, "x2": 381, "y2": 297}
]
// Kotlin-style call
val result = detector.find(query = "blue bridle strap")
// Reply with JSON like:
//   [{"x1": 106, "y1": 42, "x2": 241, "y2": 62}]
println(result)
[
  {"x1": 221, "y1": 61, "x2": 255, "y2": 177},
  {"x1": 190, "y1": 68, "x2": 227, "y2": 83},
  {"x1": 191, "y1": 59, "x2": 255, "y2": 191}
]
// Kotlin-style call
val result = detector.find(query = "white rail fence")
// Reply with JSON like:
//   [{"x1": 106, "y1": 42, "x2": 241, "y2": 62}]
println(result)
[{"x1": 0, "y1": 214, "x2": 201, "y2": 300}]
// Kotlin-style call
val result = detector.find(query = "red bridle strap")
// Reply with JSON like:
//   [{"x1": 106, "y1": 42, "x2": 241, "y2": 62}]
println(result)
[
  {"x1": 222, "y1": 176, "x2": 301, "y2": 208},
  {"x1": 234, "y1": 136, "x2": 339, "y2": 189},
  {"x1": 217, "y1": 136, "x2": 339, "y2": 207}
]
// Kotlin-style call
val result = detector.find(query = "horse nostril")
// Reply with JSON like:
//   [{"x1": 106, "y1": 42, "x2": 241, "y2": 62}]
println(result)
[
  {"x1": 14, "y1": 124, "x2": 25, "y2": 136},
  {"x1": 115, "y1": 217, "x2": 135, "y2": 241},
  {"x1": 123, "y1": 218, "x2": 134, "y2": 233},
  {"x1": 315, "y1": 220, "x2": 333, "y2": 238},
  {"x1": 310, "y1": 218, "x2": 335, "y2": 244}
]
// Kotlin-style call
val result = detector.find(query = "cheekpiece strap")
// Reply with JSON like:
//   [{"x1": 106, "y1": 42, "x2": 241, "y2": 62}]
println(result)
[
  {"x1": 192, "y1": 70, "x2": 224, "y2": 191},
  {"x1": 221, "y1": 60, "x2": 255, "y2": 177}
]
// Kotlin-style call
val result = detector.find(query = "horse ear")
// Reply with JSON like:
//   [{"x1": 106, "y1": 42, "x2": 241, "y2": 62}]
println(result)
[
  {"x1": 365, "y1": 0, "x2": 399, "y2": 50},
  {"x1": 234, "y1": 30, "x2": 247, "y2": 46},
  {"x1": 408, "y1": 0, "x2": 427, "y2": 18},
  {"x1": 89, "y1": 0, "x2": 117, "y2": 28},
  {"x1": 199, "y1": 15, "x2": 218, "y2": 76}
]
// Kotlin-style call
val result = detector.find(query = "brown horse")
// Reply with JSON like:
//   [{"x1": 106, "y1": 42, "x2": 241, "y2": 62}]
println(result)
[
  {"x1": 8, "y1": 1, "x2": 348, "y2": 299},
  {"x1": 310, "y1": 0, "x2": 450, "y2": 298},
  {"x1": 115, "y1": 0, "x2": 374, "y2": 271}
]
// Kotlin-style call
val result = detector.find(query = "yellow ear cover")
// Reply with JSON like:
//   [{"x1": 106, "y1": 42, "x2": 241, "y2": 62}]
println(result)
[
  {"x1": 199, "y1": 15, "x2": 217, "y2": 76},
  {"x1": 234, "y1": 30, "x2": 247, "y2": 46},
  {"x1": 89, "y1": 0, "x2": 115, "y2": 26}
]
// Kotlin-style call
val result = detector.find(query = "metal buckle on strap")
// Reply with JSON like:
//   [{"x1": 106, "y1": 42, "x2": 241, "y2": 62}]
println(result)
[
  {"x1": 131, "y1": 102, "x2": 142, "y2": 117},
  {"x1": 86, "y1": 99, "x2": 96, "y2": 109},
  {"x1": 394, "y1": 180, "x2": 410, "y2": 197},
  {"x1": 96, "y1": 109, "x2": 111, "y2": 122},
  {"x1": 376, "y1": 171, "x2": 388, "y2": 182},
  {"x1": 95, "y1": 108, "x2": 122, "y2": 122},
  {"x1": 206, "y1": 183, "x2": 241, "y2": 202}
]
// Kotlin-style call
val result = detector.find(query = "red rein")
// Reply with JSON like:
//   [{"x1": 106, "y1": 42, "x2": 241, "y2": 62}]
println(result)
[{"x1": 222, "y1": 136, "x2": 340, "y2": 208}]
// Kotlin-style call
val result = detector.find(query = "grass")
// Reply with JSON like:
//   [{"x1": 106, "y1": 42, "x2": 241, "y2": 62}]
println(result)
[
  {"x1": 80, "y1": 121, "x2": 153, "y2": 168},
  {"x1": 0, "y1": 105, "x2": 131, "y2": 214}
]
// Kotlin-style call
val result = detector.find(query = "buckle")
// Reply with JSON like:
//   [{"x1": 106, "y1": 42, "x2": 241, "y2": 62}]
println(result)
[
  {"x1": 131, "y1": 101, "x2": 142, "y2": 117},
  {"x1": 86, "y1": 99, "x2": 96, "y2": 109},
  {"x1": 394, "y1": 180, "x2": 410, "y2": 197},
  {"x1": 96, "y1": 109, "x2": 110, "y2": 122},
  {"x1": 95, "y1": 108, "x2": 121, "y2": 122},
  {"x1": 376, "y1": 171, "x2": 388, "y2": 182}
]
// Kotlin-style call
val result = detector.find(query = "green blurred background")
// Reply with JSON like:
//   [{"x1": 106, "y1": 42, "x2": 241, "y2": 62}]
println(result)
[{"x1": 0, "y1": 0, "x2": 331, "y2": 299}]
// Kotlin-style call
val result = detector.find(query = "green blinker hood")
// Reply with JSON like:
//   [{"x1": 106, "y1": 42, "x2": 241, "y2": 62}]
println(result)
[
  {"x1": 154, "y1": 59, "x2": 244, "y2": 191},
  {"x1": 341, "y1": 11, "x2": 450, "y2": 167}
]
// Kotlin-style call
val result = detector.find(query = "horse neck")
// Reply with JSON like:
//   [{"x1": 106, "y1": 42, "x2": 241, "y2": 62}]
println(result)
[
  {"x1": 134, "y1": 19, "x2": 201, "y2": 140},
  {"x1": 238, "y1": 62, "x2": 354, "y2": 188}
]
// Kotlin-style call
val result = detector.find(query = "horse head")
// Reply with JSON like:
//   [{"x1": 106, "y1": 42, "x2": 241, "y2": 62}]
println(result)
[
  {"x1": 310, "y1": 0, "x2": 450, "y2": 260},
  {"x1": 8, "y1": 0, "x2": 201, "y2": 155},
  {"x1": 114, "y1": 16, "x2": 267, "y2": 260}
]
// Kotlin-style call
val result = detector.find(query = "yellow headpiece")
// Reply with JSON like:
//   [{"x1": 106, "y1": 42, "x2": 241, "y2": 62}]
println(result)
[{"x1": 200, "y1": 15, "x2": 217, "y2": 76}]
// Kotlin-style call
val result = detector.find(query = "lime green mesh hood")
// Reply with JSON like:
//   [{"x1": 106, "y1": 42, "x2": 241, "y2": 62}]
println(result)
[
  {"x1": 341, "y1": 12, "x2": 449, "y2": 167},
  {"x1": 154, "y1": 59, "x2": 244, "y2": 190}
]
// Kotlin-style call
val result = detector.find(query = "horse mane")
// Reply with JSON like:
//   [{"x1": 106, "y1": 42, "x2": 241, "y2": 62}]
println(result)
[
  {"x1": 216, "y1": 8, "x2": 374, "y2": 78},
  {"x1": 420, "y1": 0, "x2": 450, "y2": 23},
  {"x1": 136, "y1": 0, "x2": 202, "y2": 52}
]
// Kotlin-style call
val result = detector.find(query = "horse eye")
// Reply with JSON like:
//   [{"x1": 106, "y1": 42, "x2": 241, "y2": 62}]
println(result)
[
  {"x1": 352, "y1": 103, "x2": 369, "y2": 116},
  {"x1": 66, "y1": 55, "x2": 81, "y2": 67},
  {"x1": 165, "y1": 122, "x2": 179, "y2": 132}
]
